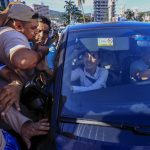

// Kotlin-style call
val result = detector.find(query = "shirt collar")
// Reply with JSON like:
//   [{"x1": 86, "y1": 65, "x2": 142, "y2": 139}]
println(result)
[{"x1": 84, "y1": 67, "x2": 100, "y2": 79}]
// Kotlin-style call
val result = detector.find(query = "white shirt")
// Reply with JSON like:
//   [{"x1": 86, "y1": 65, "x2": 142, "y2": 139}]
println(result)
[
  {"x1": 0, "y1": 27, "x2": 34, "y2": 82},
  {"x1": 71, "y1": 66, "x2": 109, "y2": 92}
]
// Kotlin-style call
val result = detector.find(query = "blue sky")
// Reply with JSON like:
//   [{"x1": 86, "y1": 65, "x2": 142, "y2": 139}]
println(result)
[
  {"x1": 116, "y1": 0, "x2": 150, "y2": 13},
  {"x1": 25, "y1": 0, "x2": 150, "y2": 14}
]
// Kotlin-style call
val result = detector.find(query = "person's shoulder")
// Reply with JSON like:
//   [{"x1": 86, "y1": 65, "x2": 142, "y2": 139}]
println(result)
[
  {"x1": 0, "y1": 26, "x2": 20, "y2": 36},
  {"x1": 73, "y1": 67, "x2": 83, "y2": 74},
  {"x1": 0, "y1": 26, "x2": 27, "y2": 41},
  {"x1": 0, "y1": 26, "x2": 13, "y2": 30},
  {"x1": 0, "y1": 26, "x2": 14, "y2": 34},
  {"x1": 98, "y1": 67, "x2": 108, "y2": 73}
]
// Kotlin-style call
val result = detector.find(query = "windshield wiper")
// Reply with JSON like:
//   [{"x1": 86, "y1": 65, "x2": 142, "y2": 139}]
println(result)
[{"x1": 60, "y1": 117, "x2": 150, "y2": 135}]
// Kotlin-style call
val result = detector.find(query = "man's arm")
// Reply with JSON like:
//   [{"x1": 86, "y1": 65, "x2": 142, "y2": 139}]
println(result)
[
  {"x1": 71, "y1": 68, "x2": 81, "y2": 82},
  {"x1": 0, "y1": 65, "x2": 21, "y2": 83},
  {"x1": 72, "y1": 69, "x2": 109, "y2": 92},
  {"x1": 10, "y1": 46, "x2": 49, "y2": 70},
  {"x1": 36, "y1": 60, "x2": 54, "y2": 76},
  {"x1": 1, "y1": 107, "x2": 50, "y2": 149},
  {"x1": 130, "y1": 61, "x2": 150, "y2": 81},
  {"x1": 3, "y1": 29, "x2": 48, "y2": 70},
  {"x1": 1, "y1": 107, "x2": 30, "y2": 134},
  {"x1": 0, "y1": 66, "x2": 23, "y2": 114}
]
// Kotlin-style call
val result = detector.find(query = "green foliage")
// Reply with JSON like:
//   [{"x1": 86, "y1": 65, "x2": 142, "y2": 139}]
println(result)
[
  {"x1": 124, "y1": 9, "x2": 146, "y2": 22},
  {"x1": 124, "y1": 9, "x2": 135, "y2": 20},
  {"x1": 64, "y1": 0, "x2": 83, "y2": 24},
  {"x1": 135, "y1": 12, "x2": 144, "y2": 22}
]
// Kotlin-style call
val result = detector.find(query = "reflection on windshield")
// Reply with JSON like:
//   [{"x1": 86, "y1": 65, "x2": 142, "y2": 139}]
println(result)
[{"x1": 61, "y1": 27, "x2": 150, "y2": 120}]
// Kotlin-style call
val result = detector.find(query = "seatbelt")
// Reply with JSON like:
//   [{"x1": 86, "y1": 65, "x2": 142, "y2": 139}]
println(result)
[{"x1": 85, "y1": 75, "x2": 96, "y2": 83}]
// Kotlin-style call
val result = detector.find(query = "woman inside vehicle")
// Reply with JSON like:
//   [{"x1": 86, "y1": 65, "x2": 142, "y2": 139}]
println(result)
[{"x1": 71, "y1": 51, "x2": 109, "y2": 92}]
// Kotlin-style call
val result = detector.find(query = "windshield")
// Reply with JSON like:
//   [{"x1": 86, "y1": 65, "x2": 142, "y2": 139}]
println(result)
[{"x1": 61, "y1": 26, "x2": 150, "y2": 125}]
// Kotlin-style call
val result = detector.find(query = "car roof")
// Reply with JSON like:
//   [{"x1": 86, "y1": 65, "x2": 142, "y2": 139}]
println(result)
[{"x1": 67, "y1": 21, "x2": 150, "y2": 32}]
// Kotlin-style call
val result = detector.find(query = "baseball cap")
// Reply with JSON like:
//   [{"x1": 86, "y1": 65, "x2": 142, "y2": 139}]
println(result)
[{"x1": 8, "y1": 3, "x2": 35, "y2": 22}]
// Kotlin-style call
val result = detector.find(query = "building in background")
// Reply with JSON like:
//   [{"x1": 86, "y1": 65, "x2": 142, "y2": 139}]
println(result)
[
  {"x1": 93, "y1": 0, "x2": 108, "y2": 22},
  {"x1": 33, "y1": 3, "x2": 50, "y2": 18},
  {"x1": 93, "y1": 0, "x2": 116, "y2": 22},
  {"x1": 108, "y1": 0, "x2": 116, "y2": 22},
  {"x1": 120, "y1": 4, "x2": 125, "y2": 18}
]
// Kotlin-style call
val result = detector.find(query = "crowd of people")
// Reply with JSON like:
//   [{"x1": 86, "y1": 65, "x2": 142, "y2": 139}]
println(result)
[
  {"x1": 0, "y1": 2, "x2": 58, "y2": 149},
  {"x1": 1, "y1": 2, "x2": 150, "y2": 150},
  {"x1": 0, "y1": 2, "x2": 109, "y2": 148}
]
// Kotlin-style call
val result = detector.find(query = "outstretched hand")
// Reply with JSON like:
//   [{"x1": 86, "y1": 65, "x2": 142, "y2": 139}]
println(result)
[
  {"x1": 21, "y1": 118, "x2": 50, "y2": 149},
  {"x1": 0, "y1": 81, "x2": 22, "y2": 115}
]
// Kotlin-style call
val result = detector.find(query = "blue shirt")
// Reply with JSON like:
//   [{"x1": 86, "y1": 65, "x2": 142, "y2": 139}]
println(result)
[
  {"x1": 71, "y1": 67, "x2": 109, "y2": 92},
  {"x1": 46, "y1": 43, "x2": 57, "y2": 70},
  {"x1": 130, "y1": 59, "x2": 149, "y2": 77}
]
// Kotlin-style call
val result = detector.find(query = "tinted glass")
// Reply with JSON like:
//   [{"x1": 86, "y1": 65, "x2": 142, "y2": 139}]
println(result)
[{"x1": 61, "y1": 25, "x2": 150, "y2": 124}]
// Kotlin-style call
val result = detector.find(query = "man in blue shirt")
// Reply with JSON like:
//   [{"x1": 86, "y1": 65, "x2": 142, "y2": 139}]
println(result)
[
  {"x1": 46, "y1": 33, "x2": 59, "y2": 71},
  {"x1": 35, "y1": 16, "x2": 58, "y2": 74},
  {"x1": 130, "y1": 48, "x2": 150, "y2": 81}
]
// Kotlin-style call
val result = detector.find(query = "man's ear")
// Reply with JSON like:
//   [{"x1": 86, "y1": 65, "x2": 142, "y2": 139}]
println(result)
[{"x1": 13, "y1": 20, "x2": 23, "y2": 32}]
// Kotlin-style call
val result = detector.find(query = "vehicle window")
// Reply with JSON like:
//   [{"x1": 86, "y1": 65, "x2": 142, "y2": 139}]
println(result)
[{"x1": 61, "y1": 27, "x2": 150, "y2": 123}]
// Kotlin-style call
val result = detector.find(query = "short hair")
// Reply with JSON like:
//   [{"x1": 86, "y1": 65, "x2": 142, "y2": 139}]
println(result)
[
  {"x1": 84, "y1": 51, "x2": 100, "y2": 58},
  {"x1": 39, "y1": 16, "x2": 51, "y2": 30},
  {"x1": 32, "y1": 13, "x2": 39, "y2": 19}
]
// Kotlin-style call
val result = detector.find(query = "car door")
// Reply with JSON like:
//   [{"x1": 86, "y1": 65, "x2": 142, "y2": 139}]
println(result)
[{"x1": 52, "y1": 23, "x2": 150, "y2": 150}]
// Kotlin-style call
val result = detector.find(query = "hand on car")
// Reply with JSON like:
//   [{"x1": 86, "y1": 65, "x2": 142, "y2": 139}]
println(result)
[
  {"x1": 21, "y1": 118, "x2": 50, "y2": 149},
  {"x1": 0, "y1": 81, "x2": 23, "y2": 115}
]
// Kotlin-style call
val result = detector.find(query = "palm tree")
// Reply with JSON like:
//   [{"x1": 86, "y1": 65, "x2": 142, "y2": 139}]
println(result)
[
  {"x1": 64, "y1": 0, "x2": 74, "y2": 23},
  {"x1": 64, "y1": 0, "x2": 82, "y2": 24},
  {"x1": 72, "y1": 5, "x2": 82, "y2": 22},
  {"x1": 77, "y1": 0, "x2": 85, "y2": 23},
  {"x1": 124, "y1": 9, "x2": 135, "y2": 20}
]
